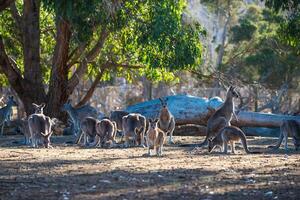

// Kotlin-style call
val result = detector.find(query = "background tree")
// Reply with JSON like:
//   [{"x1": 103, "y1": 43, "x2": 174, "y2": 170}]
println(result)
[{"x1": 0, "y1": 0, "x2": 203, "y2": 119}]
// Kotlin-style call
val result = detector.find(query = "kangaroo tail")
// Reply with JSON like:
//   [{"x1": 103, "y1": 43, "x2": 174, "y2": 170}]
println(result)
[{"x1": 239, "y1": 131, "x2": 261, "y2": 154}]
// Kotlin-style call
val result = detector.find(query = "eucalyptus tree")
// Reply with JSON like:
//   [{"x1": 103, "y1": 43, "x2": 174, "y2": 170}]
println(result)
[{"x1": 0, "y1": 0, "x2": 203, "y2": 119}]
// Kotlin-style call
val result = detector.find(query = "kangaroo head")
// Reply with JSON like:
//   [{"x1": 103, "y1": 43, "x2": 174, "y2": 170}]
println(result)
[
  {"x1": 159, "y1": 97, "x2": 168, "y2": 109},
  {"x1": 227, "y1": 86, "x2": 239, "y2": 99},
  {"x1": 208, "y1": 137, "x2": 217, "y2": 153},
  {"x1": 7, "y1": 96, "x2": 18, "y2": 107},
  {"x1": 32, "y1": 103, "x2": 45, "y2": 114},
  {"x1": 149, "y1": 118, "x2": 159, "y2": 129}
]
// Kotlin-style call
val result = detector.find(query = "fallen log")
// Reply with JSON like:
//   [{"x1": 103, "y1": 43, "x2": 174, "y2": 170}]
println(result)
[{"x1": 126, "y1": 95, "x2": 300, "y2": 128}]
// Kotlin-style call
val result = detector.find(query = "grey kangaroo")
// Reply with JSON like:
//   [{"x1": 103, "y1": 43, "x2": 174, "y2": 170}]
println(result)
[
  {"x1": 198, "y1": 86, "x2": 239, "y2": 147},
  {"x1": 62, "y1": 100, "x2": 97, "y2": 142},
  {"x1": 158, "y1": 97, "x2": 175, "y2": 144},
  {"x1": 28, "y1": 103, "x2": 53, "y2": 148},
  {"x1": 122, "y1": 113, "x2": 147, "y2": 147},
  {"x1": 268, "y1": 120, "x2": 300, "y2": 151},
  {"x1": 0, "y1": 96, "x2": 18, "y2": 135}
]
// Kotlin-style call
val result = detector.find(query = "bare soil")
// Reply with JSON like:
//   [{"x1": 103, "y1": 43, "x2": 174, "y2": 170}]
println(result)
[{"x1": 0, "y1": 135, "x2": 299, "y2": 200}]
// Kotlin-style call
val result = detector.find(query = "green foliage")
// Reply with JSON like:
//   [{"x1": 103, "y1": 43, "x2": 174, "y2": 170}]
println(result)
[
  {"x1": 230, "y1": 18, "x2": 257, "y2": 43},
  {"x1": 221, "y1": 4, "x2": 299, "y2": 89}
]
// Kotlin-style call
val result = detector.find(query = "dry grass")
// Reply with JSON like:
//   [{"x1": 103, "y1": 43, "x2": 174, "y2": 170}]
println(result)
[{"x1": 0, "y1": 135, "x2": 299, "y2": 200}]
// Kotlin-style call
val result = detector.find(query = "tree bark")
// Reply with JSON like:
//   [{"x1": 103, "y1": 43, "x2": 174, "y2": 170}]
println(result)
[
  {"x1": 0, "y1": 0, "x2": 14, "y2": 12},
  {"x1": 22, "y1": 0, "x2": 46, "y2": 114},
  {"x1": 46, "y1": 18, "x2": 71, "y2": 119},
  {"x1": 125, "y1": 95, "x2": 300, "y2": 129}
]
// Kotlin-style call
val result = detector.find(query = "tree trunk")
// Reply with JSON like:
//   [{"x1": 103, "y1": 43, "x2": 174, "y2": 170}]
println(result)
[
  {"x1": 125, "y1": 95, "x2": 300, "y2": 129},
  {"x1": 46, "y1": 18, "x2": 71, "y2": 119},
  {"x1": 21, "y1": 0, "x2": 46, "y2": 114}
]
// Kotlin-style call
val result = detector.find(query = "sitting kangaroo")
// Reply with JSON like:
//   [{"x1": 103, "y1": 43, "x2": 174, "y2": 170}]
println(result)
[
  {"x1": 0, "y1": 96, "x2": 18, "y2": 135},
  {"x1": 208, "y1": 126, "x2": 260, "y2": 154},
  {"x1": 268, "y1": 120, "x2": 300, "y2": 151},
  {"x1": 95, "y1": 119, "x2": 116, "y2": 148},
  {"x1": 145, "y1": 118, "x2": 166, "y2": 156},
  {"x1": 122, "y1": 113, "x2": 147, "y2": 147},
  {"x1": 198, "y1": 86, "x2": 239, "y2": 147},
  {"x1": 158, "y1": 97, "x2": 175, "y2": 144},
  {"x1": 28, "y1": 103, "x2": 53, "y2": 148}
]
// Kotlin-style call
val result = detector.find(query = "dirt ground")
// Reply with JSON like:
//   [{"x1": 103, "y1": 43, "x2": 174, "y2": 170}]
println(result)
[{"x1": 0, "y1": 135, "x2": 299, "y2": 200}]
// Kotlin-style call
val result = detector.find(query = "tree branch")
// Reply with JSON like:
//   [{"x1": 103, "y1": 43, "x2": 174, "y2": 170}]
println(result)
[
  {"x1": 67, "y1": 42, "x2": 87, "y2": 70},
  {"x1": 0, "y1": 35, "x2": 24, "y2": 92},
  {"x1": 75, "y1": 65, "x2": 108, "y2": 108},
  {"x1": 67, "y1": 26, "x2": 109, "y2": 95},
  {"x1": 9, "y1": 2, "x2": 23, "y2": 40}
]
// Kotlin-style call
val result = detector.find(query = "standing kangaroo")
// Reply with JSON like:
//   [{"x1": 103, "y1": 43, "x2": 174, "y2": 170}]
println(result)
[
  {"x1": 208, "y1": 126, "x2": 260, "y2": 154},
  {"x1": 122, "y1": 113, "x2": 147, "y2": 147},
  {"x1": 158, "y1": 97, "x2": 175, "y2": 144},
  {"x1": 62, "y1": 100, "x2": 98, "y2": 142},
  {"x1": 268, "y1": 120, "x2": 300, "y2": 151},
  {"x1": 145, "y1": 118, "x2": 166, "y2": 156},
  {"x1": 198, "y1": 86, "x2": 239, "y2": 147},
  {"x1": 28, "y1": 103, "x2": 53, "y2": 148},
  {"x1": 0, "y1": 96, "x2": 18, "y2": 135}
]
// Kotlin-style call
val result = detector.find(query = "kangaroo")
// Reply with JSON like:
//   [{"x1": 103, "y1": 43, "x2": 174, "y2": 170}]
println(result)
[
  {"x1": 0, "y1": 96, "x2": 18, "y2": 135},
  {"x1": 62, "y1": 100, "x2": 98, "y2": 142},
  {"x1": 95, "y1": 119, "x2": 116, "y2": 148},
  {"x1": 28, "y1": 103, "x2": 53, "y2": 148},
  {"x1": 32, "y1": 103, "x2": 45, "y2": 114},
  {"x1": 109, "y1": 110, "x2": 129, "y2": 136},
  {"x1": 19, "y1": 118, "x2": 31, "y2": 145},
  {"x1": 198, "y1": 86, "x2": 239, "y2": 147},
  {"x1": 145, "y1": 118, "x2": 166, "y2": 156},
  {"x1": 79, "y1": 117, "x2": 98, "y2": 146},
  {"x1": 208, "y1": 126, "x2": 260, "y2": 154},
  {"x1": 268, "y1": 120, "x2": 300, "y2": 151},
  {"x1": 158, "y1": 97, "x2": 175, "y2": 144},
  {"x1": 122, "y1": 113, "x2": 147, "y2": 147}
]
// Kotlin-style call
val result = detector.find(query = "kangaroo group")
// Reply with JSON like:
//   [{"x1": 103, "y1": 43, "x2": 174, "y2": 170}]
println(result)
[{"x1": 1, "y1": 85, "x2": 299, "y2": 156}]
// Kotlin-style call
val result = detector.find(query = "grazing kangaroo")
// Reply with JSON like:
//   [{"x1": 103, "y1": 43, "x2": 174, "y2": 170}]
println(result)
[
  {"x1": 208, "y1": 126, "x2": 260, "y2": 154},
  {"x1": 28, "y1": 103, "x2": 53, "y2": 148},
  {"x1": 145, "y1": 118, "x2": 166, "y2": 156},
  {"x1": 0, "y1": 96, "x2": 18, "y2": 135},
  {"x1": 79, "y1": 117, "x2": 98, "y2": 146},
  {"x1": 198, "y1": 86, "x2": 239, "y2": 147},
  {"x1": 62, "y1": 100, "x2": 98, "y2": 142},
  {"x1": 158, "y1": 97, "x2": 175, "y2": 144},
  {"x1": 122, "y1": 113, "x2": 147, "y2": 147},
  {"x1": 95, "y1": 119, "x2": 116, "y2": 147},
  {"x1": 268, "y1": 120, "x2": 300, "y2": 151}
]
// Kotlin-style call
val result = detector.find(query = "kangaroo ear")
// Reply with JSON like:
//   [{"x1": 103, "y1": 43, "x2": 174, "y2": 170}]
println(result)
[
  {"x1": 41, "y1": 103, "x2": 46, "y2": 108},
  {"x1": 208, "y1": 138, "x2": 212, "y2": 142},
  {"x1": 66, "y1": 99, "x2": 71, "y2": 104},
  {"x1": 154, "y1": 118, "x2": 159, "y2": 123},
  {"x1": 159, "y1": 98, "x2": 164, "y2": 104},
  {"x1": 149, "y1": 118, "x2": 152, "y2": 123},
  {"x1": 32, "y1": 103, "x2": 38, "y2": 108}
]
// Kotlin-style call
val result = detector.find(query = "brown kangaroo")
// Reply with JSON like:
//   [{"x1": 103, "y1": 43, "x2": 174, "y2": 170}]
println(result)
[
  {"x1": 145, "y1": 118, "x2": 166, "y2": 156},
  {"x1": 158, "y1": 97, "x2": 175, "y2": 144},
  {"x1": 208, "y1": 126, "x2": 261, "y2": 154},
  {"x1": 198, "y1": 86, "x2": 239, "y2": 147}
]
